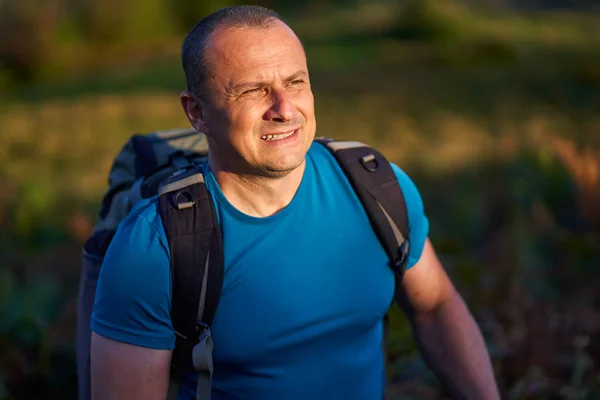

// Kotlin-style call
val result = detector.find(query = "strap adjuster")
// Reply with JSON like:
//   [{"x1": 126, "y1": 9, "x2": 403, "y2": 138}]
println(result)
[
  {"x1": 192, "y1": 321, "x2": 214, "y2": 378},
  {"x1": 391, "y1": 240, "x2": 409, "y2": 275},
  {"x1": 195, "y1": 321, "x2": 209, "y2": 336}
]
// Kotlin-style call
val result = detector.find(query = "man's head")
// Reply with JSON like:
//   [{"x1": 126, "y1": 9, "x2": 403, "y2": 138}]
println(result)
[{"x1": 180, "y1": 5, "x2": 316, "y2": 178}]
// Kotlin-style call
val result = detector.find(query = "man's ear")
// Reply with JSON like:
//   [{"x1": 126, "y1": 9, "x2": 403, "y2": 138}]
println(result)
[{"x1": 180, "y1": 91, "x2": 210, "y2": 134}]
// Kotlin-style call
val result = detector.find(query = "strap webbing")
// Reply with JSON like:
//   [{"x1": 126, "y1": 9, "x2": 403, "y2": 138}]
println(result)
[
  {"x1": 197, "y1": 375, "x2": 212, "y2": 400},
  {"x1": 193, "y1": 327, "x2": 214, "y2": 400}
]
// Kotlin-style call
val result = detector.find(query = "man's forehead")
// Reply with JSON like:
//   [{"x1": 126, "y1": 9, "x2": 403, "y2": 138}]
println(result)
[{"x1": 208, "y1": 22, "x2": 304, "y2": 64}]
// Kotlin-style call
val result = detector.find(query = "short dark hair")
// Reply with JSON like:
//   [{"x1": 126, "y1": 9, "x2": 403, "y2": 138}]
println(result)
[{"x1": 181, "y1": 5, "x2": 285, "y2": 97}]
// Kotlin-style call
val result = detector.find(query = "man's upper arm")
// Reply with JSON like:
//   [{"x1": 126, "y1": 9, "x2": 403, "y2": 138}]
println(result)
[
  {"x1": 391, "y1": 164, "x2": 456, "y2": 315},
  {"x1": 396, "y1": 238, "x2": 456, "y2": 316},
  {"x1": 90, "y1": 200, "x2": 175, "y2": 398},
  {"x1": 91, "y1": 201, "x2": 174, "y2": 348},
  {"x1": 91, "y1": 332, "x2": 172, "y2": 400}
]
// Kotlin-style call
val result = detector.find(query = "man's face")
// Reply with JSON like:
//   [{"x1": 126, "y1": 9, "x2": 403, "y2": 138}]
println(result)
[{"x1": 193, "y1": 20, "x2": 316, "y2": 177}]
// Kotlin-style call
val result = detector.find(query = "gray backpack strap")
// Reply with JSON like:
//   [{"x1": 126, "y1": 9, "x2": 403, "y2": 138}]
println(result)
[
  {"x1": 157, "y1": 165, "x2": 223, "y2": 400},
  {"x1": 193, "y1": 328, "x2": 214, "y2": 400}
]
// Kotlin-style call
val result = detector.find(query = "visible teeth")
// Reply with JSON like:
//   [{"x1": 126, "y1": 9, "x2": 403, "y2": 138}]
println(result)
[{"x1": 261, "y1": 130, "x2": 295, "y2": 141}]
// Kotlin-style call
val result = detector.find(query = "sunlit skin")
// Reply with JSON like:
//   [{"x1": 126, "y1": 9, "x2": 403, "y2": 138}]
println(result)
[{"x1": 181, "y1": 20, "x2": 316, "y2": 217}]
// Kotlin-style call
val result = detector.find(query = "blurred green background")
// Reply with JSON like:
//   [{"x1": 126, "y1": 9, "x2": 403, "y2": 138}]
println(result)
[{"x1": 1, "y1": 0, "x2": 599, "y2": 399}]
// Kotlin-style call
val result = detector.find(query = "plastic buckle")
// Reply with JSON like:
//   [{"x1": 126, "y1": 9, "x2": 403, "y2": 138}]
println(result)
[
  {"x1": 192, "y1": 321, "x2": 214, "y2": 378},
  {"x1": 391, "y1": 240, "x2": 409, "y2": 275},
  {"x1": 195, "y1": 321, "x2": 209, "y2": 336}
]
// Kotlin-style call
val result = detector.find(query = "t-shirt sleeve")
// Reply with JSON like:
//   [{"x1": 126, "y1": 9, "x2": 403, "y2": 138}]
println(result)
[
  {"x1": 91, "y1": 203, "x2": 175, "y2": 350},
  {"x1": 391, "y1": 164, "x2": 430, "y2": 269}
]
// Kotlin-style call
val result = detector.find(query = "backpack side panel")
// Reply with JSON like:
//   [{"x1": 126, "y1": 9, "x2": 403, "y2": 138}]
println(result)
[{"x1": 76, "y1": 128, "x2": 208, "y2": 400}]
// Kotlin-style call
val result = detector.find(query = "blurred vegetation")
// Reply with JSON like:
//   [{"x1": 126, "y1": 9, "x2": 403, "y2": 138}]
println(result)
[{"x1": 1, "y1": 0, "x2": 600, "y2": 399}]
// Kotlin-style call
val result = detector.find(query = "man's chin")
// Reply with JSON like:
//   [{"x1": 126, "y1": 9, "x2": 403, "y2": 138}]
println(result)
[{"x1": 259, "y1": 158, "x2": 306, "y2": 179}]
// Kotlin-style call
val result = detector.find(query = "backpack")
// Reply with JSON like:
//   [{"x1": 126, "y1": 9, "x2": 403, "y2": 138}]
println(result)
[{"x1": 75, "y1": 128, "x2": 410, "y2": 400}]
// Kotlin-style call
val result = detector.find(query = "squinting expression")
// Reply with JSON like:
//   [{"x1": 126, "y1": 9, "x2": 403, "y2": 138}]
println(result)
[{"x1": 198, "y1": 20, "x2": 316, "y2": 177}]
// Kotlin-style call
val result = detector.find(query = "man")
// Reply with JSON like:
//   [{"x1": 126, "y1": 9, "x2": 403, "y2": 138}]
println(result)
[{"x1": 90, "y1": 5, "x2": 500, "y2": 400}]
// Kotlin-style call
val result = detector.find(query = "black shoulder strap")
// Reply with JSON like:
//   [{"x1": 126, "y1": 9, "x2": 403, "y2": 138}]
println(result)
[
  {"x1": 157, "y1": 165, "x2": 224, "y2": 379},
  {"x1": 314, "y1": 138, "x2": 410, "y2": 280}
]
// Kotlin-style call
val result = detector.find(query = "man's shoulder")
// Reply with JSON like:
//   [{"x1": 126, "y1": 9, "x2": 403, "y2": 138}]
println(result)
[
  {"x1": 307, "y1": 139, "x2": 335, "y2": 161},
  {"x1": 111, "y1": 196, "x2": 169, "y2": 255},
  {"x1": 122, "y1": 196, "x2": 162, "y2": 230},
  {"x1": 92, "y1": 197, "x2": 175, "y2": 351}
]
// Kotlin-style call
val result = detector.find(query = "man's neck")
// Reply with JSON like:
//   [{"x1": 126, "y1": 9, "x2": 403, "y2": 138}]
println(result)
[{"x1": 210, "y1": 160, "x2": 306, "y2": 218}]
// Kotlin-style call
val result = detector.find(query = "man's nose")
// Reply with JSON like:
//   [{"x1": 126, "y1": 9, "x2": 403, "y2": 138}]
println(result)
[{"x1": 264, "y1": 89, "x2": 296, "y2": 122}]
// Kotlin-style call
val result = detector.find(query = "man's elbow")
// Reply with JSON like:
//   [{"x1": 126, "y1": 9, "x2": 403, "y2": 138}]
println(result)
[{"x1": 423, "y1": 286, "x2": 465, "y2": 316}]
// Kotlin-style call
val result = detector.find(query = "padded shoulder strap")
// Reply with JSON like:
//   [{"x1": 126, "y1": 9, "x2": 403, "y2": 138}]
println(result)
[
  {"x1": 314, "y1": 138, "x2": 410, "y2": 280},
  {"x1": 157, "y1": 165, "x2": 224, "y2": 379}
]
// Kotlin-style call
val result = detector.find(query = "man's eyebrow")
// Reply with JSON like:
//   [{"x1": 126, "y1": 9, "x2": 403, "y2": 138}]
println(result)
[
  {"x1": 231, "y1": 80, "x2": 269, "y2": 91},
  {"x1": 224, "y1": 81, "x2": 267, "y2": 96},
  {"x1": 284, "y1": 70, "x2": 308, "y2": 82},
  {"x1": 229, "y1": 71, "x2": 309, "y2": 92}
]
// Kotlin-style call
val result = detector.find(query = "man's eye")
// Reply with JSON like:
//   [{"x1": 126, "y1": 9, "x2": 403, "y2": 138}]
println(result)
[
  {"x1": 244, "y1": 88, "x2": 262, "y2": 95},
  {"x1": 291, "y1": 80, "x2": 304, "y2": 85}
]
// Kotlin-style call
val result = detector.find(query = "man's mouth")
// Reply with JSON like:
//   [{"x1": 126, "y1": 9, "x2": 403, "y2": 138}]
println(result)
[{"x1": 260, "y1": 129, "x2": 297, "y2": 141}]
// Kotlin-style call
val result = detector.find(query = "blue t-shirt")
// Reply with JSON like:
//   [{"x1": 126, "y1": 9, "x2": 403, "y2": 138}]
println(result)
[{"x1": 91, "y1": 142, "x2": 429, "y2": 400}]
